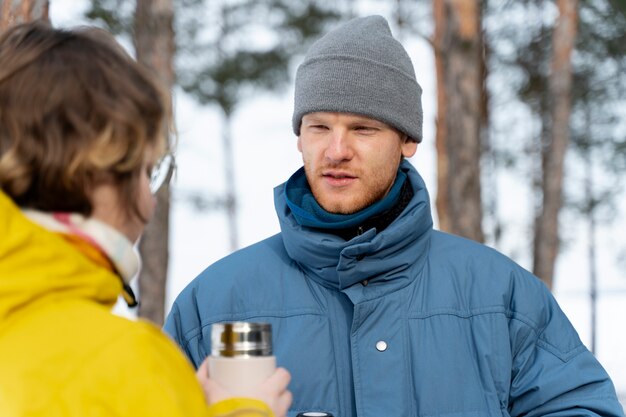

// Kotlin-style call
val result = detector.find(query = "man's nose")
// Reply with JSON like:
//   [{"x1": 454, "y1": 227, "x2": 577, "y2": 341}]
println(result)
[{"x1": 324, "y1": 130, "x2": 353, "y2": 162}]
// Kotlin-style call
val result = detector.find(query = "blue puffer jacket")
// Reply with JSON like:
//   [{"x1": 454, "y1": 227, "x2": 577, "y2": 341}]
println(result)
[{"x1": 165, "y1": 160, "x2": 624, "y2": 417}]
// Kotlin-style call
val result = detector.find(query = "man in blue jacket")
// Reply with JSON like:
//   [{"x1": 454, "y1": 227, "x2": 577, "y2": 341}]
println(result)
[{"x1": 165, "y1": 15, "x2": 624, "y2": 417}]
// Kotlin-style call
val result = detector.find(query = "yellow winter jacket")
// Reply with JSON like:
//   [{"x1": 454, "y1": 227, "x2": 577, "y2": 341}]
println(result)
[{"x1": 0, "y1": 191, "x2": 272, "y2": 417}]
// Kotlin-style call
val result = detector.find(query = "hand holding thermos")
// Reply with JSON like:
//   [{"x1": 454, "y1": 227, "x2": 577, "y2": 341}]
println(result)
[{"x1": 196, "y1": 322, "x2": 292, "y2": 417}]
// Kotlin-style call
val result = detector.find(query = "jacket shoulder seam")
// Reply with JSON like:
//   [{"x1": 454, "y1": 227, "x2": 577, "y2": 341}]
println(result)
[
  {"x1": 405, "y1": 307, "x2": 585, "y2": 362},
  {"x1": 507, "y1": 313, "x2": 585, "y2": 362}
]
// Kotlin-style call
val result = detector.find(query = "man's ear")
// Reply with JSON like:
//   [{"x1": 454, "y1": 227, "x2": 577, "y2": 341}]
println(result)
[
  {"x1": 401, "y1": 135, "x2": 417, "y2": 158},
  {"x1": 297, "y1": 136, "x2": 303, "y2": 153}
]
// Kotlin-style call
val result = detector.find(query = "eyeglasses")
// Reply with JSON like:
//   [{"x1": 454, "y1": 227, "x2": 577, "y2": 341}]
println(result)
[{"x1": 149, "y1": 153, "x2": 176, "y2": 194}]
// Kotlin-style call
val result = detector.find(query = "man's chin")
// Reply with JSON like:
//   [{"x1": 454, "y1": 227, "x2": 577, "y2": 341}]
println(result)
[{"x1": 318, "y1": 199, "x2": 369, "y2": 215}]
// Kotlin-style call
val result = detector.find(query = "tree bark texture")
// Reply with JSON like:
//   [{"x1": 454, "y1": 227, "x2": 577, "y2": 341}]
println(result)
[
  {"x1": 0, "y1": 0, "x2": 48, "y2": 30},
  {"x1": 532, "y1": 0, "x2": 578, "y2": 289},
  {"x1": 433, "y1": 0, "x2": 485, "y2": 242},
  {"x1": 134, "y1": 0, "x2": 175, "y2": 325}
]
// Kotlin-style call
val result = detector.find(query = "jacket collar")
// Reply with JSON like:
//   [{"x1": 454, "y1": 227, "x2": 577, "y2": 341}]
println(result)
[
  {"x1": 22, "y1": 210, "x2": 139, "y2": 307},
  {"x1": 275, "y1": 160, "x2": 432, "y2": 297},
  {"x1": 0, "y1": 191, "x2": 123, "y2": 323}
]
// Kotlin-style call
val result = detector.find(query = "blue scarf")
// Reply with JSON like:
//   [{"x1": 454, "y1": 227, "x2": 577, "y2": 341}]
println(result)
[{"x1": 285, "y1": 167, "x2": 407, "y2": 230}]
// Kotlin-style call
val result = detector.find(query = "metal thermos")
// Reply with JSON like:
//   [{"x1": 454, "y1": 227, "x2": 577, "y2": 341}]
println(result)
[{"x1": 208, "y1": 322, "x2": 276, "y2": 394}]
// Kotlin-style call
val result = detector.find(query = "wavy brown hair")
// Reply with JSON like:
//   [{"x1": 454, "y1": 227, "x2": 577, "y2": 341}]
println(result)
[{"x1": 0, "y1": 22, "x2": 168, "y2": 217}]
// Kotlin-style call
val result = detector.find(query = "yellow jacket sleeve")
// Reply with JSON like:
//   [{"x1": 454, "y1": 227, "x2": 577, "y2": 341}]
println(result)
[{"x1": 208, "y1": 398, "x2": 274, "y2": 417}]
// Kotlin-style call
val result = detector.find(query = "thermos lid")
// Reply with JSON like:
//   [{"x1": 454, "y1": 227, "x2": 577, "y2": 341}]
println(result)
[{"x1": 211, "y1": 322, "x2": 273, "y2": 357}]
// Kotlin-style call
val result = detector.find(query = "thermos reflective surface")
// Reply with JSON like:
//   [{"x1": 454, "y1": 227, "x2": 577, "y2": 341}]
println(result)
[{"x1": 211, "y1": 322, "x2": 272, "y2": 357}]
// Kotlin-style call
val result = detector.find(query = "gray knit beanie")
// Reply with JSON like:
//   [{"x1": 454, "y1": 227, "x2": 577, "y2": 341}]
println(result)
[{"x1": 292, "y1": 15, "x2": 423, "y2": 142}]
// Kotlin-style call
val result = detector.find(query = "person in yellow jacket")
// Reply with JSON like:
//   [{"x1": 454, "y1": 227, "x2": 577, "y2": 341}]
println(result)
[{"x1": 0, "y1": 22, "x2": 292, "y2": 417}]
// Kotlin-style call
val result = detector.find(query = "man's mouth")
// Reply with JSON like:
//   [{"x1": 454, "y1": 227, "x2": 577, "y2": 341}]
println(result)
[
  {"x1": 324, "y1": 174, "x2": 354, "y2": 179},
  {"x1": 322, "y1": 171, "x2": 357, "y2": 186},
  {"x1": 323, "y1": 171, "x2": 355, "y2": 178}
]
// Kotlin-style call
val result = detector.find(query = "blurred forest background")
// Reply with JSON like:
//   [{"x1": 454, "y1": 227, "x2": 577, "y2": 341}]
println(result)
[{"x1": 2, "y1": 0, "x2": 625, "y2": 401}]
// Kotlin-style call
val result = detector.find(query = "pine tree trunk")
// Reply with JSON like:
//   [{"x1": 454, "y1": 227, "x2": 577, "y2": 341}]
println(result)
[
  {"x1": 0, "y1": 0, "x2": 48, "y2": 29},
  {"x1": 433, "y1": 0, "x2": 485, "y2": 242},
  {"x1": 532, "y1": 0, "x2": 578, "y2": 289},
  {"x1": 221, "y1": 109, "x2": 239, "y2": 252},
  {"x1": 134, "y1": 0, "x2": 175, "y2": 325}
]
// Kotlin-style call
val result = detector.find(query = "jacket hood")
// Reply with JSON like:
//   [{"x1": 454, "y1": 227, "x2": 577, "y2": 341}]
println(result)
[
  {"x1": 0, "y1": 191, "x2": 122, "y2": 323},
  {"x1": 275, "y1": 159, "x2": 432, "y2": 295}
]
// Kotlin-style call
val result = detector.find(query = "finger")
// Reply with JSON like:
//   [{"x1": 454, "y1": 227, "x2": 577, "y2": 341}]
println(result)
[
  {"x1": 275, "y1": 390, "x2": 293, "y2": 417},
  {"x1": 265, "y1": 367, "x2": 291, "y2": 392},
  {"x1": 202, "y1": 378, "x2": 232, "y2": 405},
  {"x1": 195, "y1": 358, "x2": 210, "y2": 383}
]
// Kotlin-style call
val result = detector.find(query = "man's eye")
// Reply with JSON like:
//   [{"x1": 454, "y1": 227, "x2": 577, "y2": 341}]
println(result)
[
  {"x1": 355, "y1": 126, "x2": 377, "y2": 132},
  {"x1": 310, "y1": 124, "x2": 328, "y2": 130}
]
